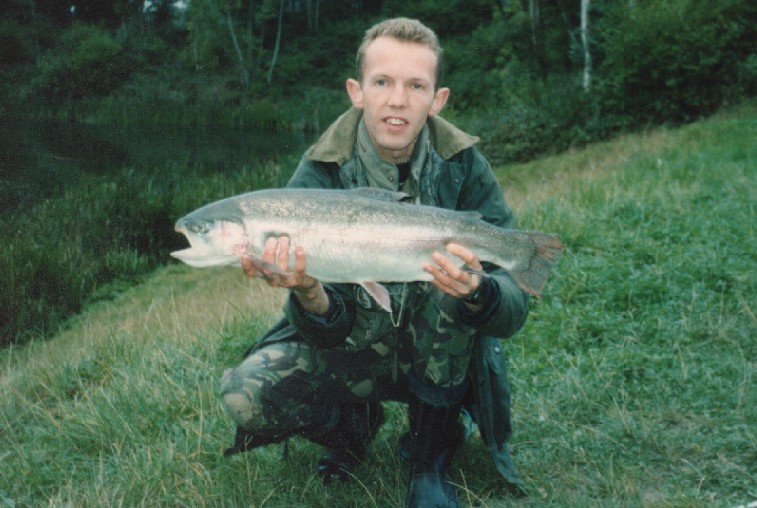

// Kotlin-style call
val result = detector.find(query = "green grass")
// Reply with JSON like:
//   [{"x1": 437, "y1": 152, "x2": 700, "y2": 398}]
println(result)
[{"x1": 1, "y1": 102, "x2": 755, "y2": 507}]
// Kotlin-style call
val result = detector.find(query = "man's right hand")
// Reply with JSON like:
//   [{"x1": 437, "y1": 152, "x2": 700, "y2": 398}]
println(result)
[{"x1": 241, "y1": 236, "x2": 331, "y2": 315}]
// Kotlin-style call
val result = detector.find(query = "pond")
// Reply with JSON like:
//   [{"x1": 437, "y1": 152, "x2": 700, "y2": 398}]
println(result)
[{"x1": 0, "y1": 118, "x2": 314, "y2": 214}]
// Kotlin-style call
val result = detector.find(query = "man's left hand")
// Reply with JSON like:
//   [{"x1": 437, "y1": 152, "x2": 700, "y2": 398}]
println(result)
[{"x1": 424, "y1": 243, "x2": 483, "y2": 308}]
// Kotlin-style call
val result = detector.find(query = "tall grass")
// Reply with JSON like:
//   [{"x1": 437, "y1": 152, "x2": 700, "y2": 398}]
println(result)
[
  {"x1": 0, "y1": 103, "x2": 755, "y2": 507},
  {"x1": 0, "y1": 153, "x2": 296, "y2": 347}
]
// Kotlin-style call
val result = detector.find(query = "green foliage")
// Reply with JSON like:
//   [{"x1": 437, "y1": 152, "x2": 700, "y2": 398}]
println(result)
[
  {"x1": 596, "y1": 0, "x2": 757, "y2": 125},
  {"x1": 0, "y1": 157, "x2": 288, "y2": 347},
  {"x1": 0, "y1": 19, "x2": 34, "y2": 66},
  {"x1": 32, "y1": 23, "x2": 133, "y2": 104},
  {"x1": 4, "y1": 0, "x2": 756, "y2": 164}
]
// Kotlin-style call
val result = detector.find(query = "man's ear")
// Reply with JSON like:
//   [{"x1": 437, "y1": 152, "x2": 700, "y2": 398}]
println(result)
[
  {"x1": 429, "y1": 87, "x2": 450, "y2": 117},
  {"x1": 346, "y1": 79, "x2": 364, "y2": 109}
]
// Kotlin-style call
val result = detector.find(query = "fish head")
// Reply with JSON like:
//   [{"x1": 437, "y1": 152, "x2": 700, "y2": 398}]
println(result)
[{"x1": 171, "y1": 212, "x2": 247, "y2": 268}]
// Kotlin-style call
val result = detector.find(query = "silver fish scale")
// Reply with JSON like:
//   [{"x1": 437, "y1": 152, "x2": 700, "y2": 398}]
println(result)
[
  {"x1": 230, "y1": 188, "x2": 508, "y2": 283},
  {"x1": 174, "y1": 187, "x2": 563, "y2": 296}
]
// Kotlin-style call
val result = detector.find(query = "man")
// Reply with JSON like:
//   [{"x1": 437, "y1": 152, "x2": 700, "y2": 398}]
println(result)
[{"x1": 220, "y1": 18, "x2": 528, "y2": 506}]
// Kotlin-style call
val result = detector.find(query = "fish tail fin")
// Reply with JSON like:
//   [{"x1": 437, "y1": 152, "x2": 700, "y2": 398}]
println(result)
[{"x1": 508, "y1": 232, "x2": 564, "y2": 298}]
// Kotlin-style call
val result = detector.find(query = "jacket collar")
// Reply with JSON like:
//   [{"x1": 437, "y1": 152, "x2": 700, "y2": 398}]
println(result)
[{"x1": 305, "y1": 107, "x2": 479, "y2": 165}]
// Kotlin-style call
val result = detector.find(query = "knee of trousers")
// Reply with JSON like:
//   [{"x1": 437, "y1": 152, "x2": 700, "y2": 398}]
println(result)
[{"x1": 219, "y1": 367, "x2": 267, "y2": 431}]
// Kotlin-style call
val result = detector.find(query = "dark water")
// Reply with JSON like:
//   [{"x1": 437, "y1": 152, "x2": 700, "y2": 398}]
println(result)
[{"x1": 0, "y1": 118, "x2": 312, "y2": 213}]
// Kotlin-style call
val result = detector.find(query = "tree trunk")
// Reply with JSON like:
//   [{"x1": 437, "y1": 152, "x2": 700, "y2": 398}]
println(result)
[
  {"x1": 267, "y1": 0, "x2": 284, "y2": 84},
  {"x1": 226, "y1": 9, "x2": 250, "y2": 88},
  {"x1": 306, "y1": 0, "x2": 319, "y2": 32},
  {"x1": 529, "y1": 0, "x2": 546, "y2": 75},
  {"x1": 580, "y1": 0, "x2": 591, "y2": 90},
  {"x1": 244, "y1": 0, "x2": 257, "y2": 79}
]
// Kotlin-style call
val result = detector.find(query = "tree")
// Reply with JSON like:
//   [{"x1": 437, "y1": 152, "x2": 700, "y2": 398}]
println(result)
[
  {"x1": 305, "y1": 0, "x2": 319, "y2": 33},
  {"x1": 225, "y1": 2, "x2": 250, "y2": 87},
  {"x1": 580, "y1": 0, "x2": 591, "y2": 89},
  {"x1": 266, "y1": 0, "x2": 283, "y2": 84}
]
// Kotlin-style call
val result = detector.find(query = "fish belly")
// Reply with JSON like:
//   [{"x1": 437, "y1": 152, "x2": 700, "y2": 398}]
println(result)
[{"x1": 295, "y1": 229, "x2": 444, "y2": 283}]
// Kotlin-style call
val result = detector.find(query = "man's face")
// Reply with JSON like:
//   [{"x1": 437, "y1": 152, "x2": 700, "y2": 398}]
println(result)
[{"x1": 347, "y1": 36, "x2": 450, "y2": 163}]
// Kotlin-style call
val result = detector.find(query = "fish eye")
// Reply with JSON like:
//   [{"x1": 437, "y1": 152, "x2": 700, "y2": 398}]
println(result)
[{"x1": 189, "y1": 221, "x2": 209, "y2": 235}]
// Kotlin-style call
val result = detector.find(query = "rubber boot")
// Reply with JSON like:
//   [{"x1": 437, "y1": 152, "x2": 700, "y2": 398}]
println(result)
[
  {"x1": 406, "y1": 396, "x2": 464, "y2": 508},
  {"x1": 223, "y1": 427, "x2": 286, "y2": 457},
  {"x1": 300, "y1": 401, "x2": 384, "y2": 483}
]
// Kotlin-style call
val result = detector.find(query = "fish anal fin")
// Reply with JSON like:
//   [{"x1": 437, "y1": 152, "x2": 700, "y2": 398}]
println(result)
[{"x1": 360, "y1": 282, "x2": 393, "y2": 313}]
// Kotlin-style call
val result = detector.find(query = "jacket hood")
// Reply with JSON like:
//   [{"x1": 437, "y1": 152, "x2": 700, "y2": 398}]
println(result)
[{"x1": 305, "y1": 107, "x2": 479, "y2": 165}]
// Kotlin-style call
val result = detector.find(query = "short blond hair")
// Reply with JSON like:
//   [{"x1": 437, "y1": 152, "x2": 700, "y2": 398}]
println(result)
[{"x1": 355, "y1": 18, "x2": 444, "y2": 88}]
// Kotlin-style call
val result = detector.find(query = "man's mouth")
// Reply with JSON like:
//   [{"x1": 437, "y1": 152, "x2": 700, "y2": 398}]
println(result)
[{"x1": 385, "y1": 117, "x2": 407, "y2": 126}]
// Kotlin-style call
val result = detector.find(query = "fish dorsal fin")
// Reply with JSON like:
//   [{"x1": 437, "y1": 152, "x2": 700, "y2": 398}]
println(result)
[
  {"x1": 351, "y1": 188, "x2": 411, "y2": 203},
  {"x1": 457, "y1": 210, "x2": 483, "y2": 220}
]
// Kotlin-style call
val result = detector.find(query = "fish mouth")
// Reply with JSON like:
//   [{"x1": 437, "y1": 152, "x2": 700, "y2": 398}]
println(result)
[
  {"x1": 170, "y1": 246, "x2": 240, "y2": 268},
  {"x1": 171, "y1": 222, "x2": 240, "y2": 267}
]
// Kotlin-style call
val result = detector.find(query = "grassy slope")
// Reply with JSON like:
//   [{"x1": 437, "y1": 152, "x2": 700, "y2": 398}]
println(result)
[{"x1": 1, "y1": 103, "x2": 755, "y2": 507}]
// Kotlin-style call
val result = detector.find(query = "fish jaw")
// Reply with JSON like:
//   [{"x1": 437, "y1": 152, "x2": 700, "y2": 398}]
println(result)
[
  {"x1": 170, "y1": 247, "x2": 241, "y2": 267},
  {"x1": 171, "y1": 218, "x2": 247, "y2": 268}
]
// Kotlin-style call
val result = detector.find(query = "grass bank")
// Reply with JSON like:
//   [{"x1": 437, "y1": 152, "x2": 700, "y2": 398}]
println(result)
[{"x1": 1, "y1": 103, "x2": 755, "y2": 507}]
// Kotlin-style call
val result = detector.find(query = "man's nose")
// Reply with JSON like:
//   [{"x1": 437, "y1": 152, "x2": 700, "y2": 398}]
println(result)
[{"x1": 388, "y1": 85, "x2": 408, "y2": 107}]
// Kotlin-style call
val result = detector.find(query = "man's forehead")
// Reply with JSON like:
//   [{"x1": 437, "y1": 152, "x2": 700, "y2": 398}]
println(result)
[{"x1": 363, "y1": 37, "x2": 438, "y2": 77}]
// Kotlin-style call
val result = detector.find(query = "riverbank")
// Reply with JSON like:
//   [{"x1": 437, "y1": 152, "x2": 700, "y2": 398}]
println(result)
[{"x1": 1, "y1": 103, "x2": 754, "y2": 506}]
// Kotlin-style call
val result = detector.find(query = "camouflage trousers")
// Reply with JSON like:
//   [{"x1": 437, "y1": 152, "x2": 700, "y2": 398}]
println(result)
[{"x1": 220, "y1": 288, "x2": 476, "y2": 438}]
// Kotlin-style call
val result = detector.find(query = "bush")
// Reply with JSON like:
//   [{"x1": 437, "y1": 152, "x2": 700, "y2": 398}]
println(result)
[
  {"x1": 596, "y1": 0, "x2": 757, "y2": 125},
  {"x1": 465, "y1": 76, "x2": 603, "y2": 165},
  {"x1": 33, "y1": 23, "x2": 132, "y2": 104},
  {"x1": 0, "y1": 20, "x2": 34, "y2": 66}
]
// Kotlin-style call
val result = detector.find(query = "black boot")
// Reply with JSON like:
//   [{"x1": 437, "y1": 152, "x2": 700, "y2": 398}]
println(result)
[
  {"x1": 406, "y1": 397, "x2": 464, "y2": 508},
  {"x1": 223, "y1": 427, "x2": 286, "y2": 457},
  {"x1": 300, "y1": 401, "x2": 384, "y2": 483}
]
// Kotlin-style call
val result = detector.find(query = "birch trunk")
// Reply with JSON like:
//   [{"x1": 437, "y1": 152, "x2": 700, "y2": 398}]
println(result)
[
  {"x1": 267, "y1": 0, "x2": 284, "y2": 84},
  {"x1": 580, "y1": 0, "x2": 592, "y2": 90},
  {"x1": 226, "y1": 9, "x2": 249, "y2": 88}
]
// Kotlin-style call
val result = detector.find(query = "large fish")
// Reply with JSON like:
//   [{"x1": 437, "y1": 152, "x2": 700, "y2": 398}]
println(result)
[{"x1": 171, "y1": 188, "x2": 563, "y2": 311}]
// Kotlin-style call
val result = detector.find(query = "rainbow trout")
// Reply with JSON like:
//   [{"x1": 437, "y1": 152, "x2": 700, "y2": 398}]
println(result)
[{"x1": 171, "y1": 188, "x2": 563, "y2": 311}]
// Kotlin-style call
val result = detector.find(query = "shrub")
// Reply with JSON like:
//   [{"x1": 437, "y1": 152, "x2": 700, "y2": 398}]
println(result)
[
  {"x1": 596, "y1": 0, "x2": 757, "y2": 125},
  {"x1": 33, "y1": 23, "x2": 132, "y2": 104},
  {"x1": 0, "y1": 20, "x2": 34, "y2": 66}
]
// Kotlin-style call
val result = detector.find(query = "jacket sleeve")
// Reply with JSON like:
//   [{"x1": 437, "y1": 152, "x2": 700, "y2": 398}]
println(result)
[
  {"x1": 454, "y1": 147, "x2": 530, "y2": 339},
  {"x1": 278, "y1": 158, "x2": 357, "y2": 347},
  {"x1": 283, "y1": 283, "x2": 356, "y2": 347}
]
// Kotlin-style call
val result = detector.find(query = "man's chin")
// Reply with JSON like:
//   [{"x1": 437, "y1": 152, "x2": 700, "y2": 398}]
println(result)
[{"x1": 375, "y1": 137, "x2": 417, "y2": 160}]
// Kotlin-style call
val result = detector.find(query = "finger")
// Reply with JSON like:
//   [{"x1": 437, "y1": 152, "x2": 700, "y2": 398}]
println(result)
[
  {"x1": 446, "y1": 243, "x2": 482, "y2": 270},
  {"x1": 425, "y1": 259, "x2": 466, "y2": 296},
  {"x1": 294, "y1": 245, "x2": 307, "y2": 274},
  {"x1": 431, "y1": 251, "x2": 468, "y2": 281},
  {"x1": 263, "y1": 237, "x2": 278, "y2": 265},
  {"x1": 426, "y1": 253, "x2": 480, "y2": 298},
  {"x1": 241, "y1": 256, "x2": 258, "y2": 278},
  {"x1": 277, "y1": 236, "x2": 291, "y2": 271}
]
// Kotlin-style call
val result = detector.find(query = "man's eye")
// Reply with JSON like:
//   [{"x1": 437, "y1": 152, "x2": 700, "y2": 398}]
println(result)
[{"x1": 375, "y1": 79, "x2": 387, "y2": 86}]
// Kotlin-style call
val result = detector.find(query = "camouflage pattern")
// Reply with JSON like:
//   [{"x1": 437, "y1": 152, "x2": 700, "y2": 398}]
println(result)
[{"x1": 220, "y1": 280, "x2": 476, "y2": 437}]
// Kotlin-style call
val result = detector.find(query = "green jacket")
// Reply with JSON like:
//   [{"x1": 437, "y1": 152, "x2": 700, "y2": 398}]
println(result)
[{"x1": 257, "y1": 107, "x2": 526, "y2": 487}]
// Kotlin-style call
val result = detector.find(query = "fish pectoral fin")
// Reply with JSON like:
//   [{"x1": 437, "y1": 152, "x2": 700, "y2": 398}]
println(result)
[
  {"x1": 246, "y1": 255, "x2": 289, "y2": 277},
  {"x1": 360, "y1": 282, "x2": 393, "y2": 313}
]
